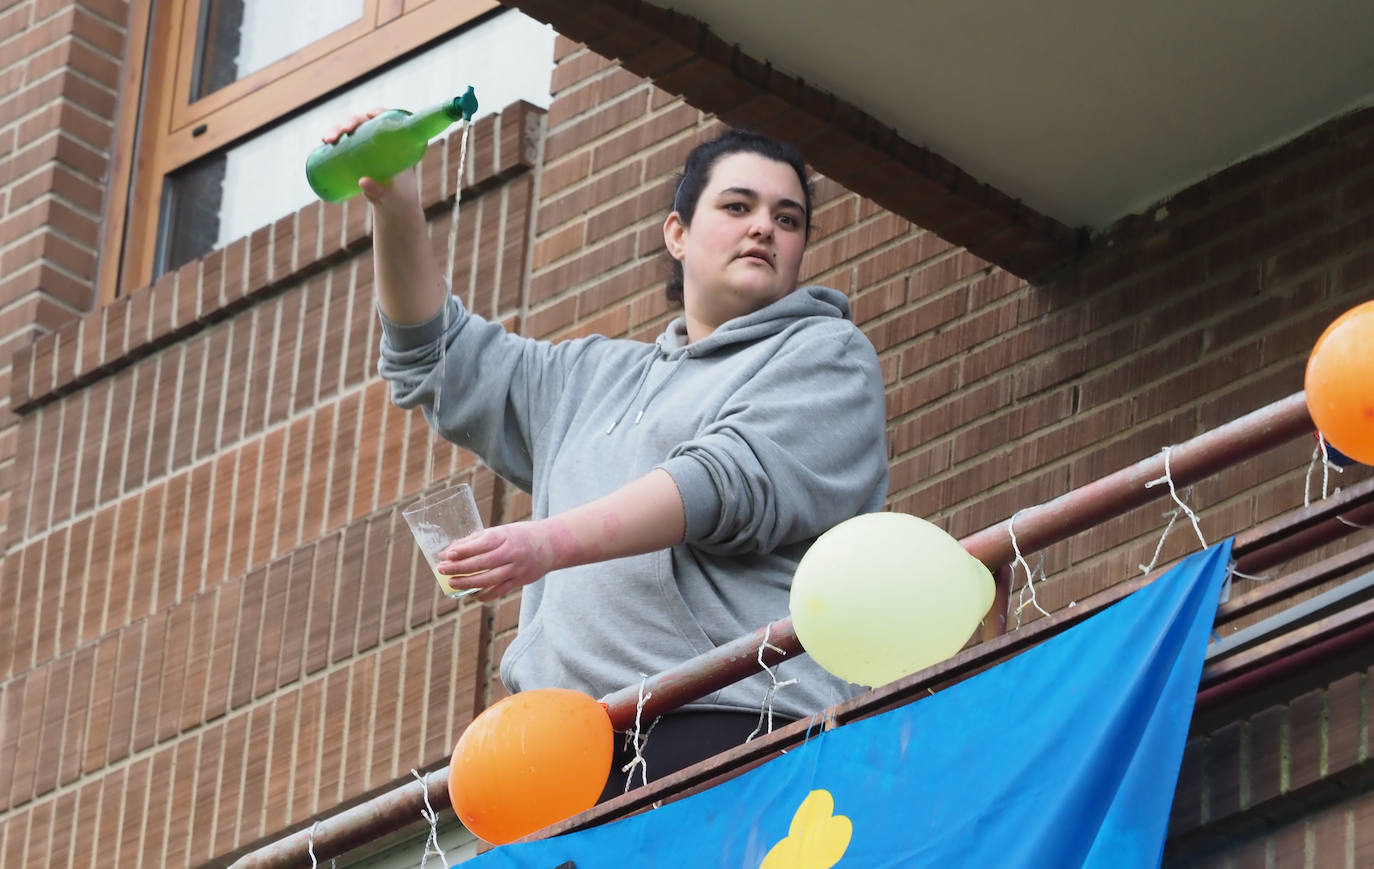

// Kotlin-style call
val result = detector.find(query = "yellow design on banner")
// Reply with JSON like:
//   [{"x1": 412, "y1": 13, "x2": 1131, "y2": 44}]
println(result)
[{"x1": 759, "y1": 789, "x2": 852, "y2": 869}]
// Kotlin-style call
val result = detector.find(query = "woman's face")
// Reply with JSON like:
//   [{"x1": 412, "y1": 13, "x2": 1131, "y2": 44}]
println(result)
[{"x1": 664, "y1": 152, "x2": 807, "y2": 338}]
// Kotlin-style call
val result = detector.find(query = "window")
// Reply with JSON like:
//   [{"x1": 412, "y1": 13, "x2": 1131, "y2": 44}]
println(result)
[{"x1": 99, "y1": 0, "x2": 552, "y2": 302}]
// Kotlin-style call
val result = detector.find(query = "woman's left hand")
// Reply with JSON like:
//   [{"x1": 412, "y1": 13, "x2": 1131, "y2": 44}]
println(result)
[{"x1": 436, "y1": 521, "x2": 558, "y2": 602}]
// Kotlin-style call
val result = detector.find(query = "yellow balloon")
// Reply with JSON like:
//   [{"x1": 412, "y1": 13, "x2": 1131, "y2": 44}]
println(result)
[{"x1": 790, "y1": 512, "x2": 995, "y2": 688}]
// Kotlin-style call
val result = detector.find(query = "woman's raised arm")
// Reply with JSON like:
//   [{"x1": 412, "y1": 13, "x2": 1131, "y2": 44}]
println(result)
[{"x1": 323, "y1": 108, "x2": 448, "y2": 325}]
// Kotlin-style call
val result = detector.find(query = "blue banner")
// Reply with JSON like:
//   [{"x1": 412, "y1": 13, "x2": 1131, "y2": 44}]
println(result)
[{"x1": 464, "y1": 539, "x2": 1233, "y2": 867}]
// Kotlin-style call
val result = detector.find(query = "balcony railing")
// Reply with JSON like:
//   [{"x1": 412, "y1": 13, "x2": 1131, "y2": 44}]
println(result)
[{"x1": 231, "y1": 391, "x2": 1374, "y2": 867}]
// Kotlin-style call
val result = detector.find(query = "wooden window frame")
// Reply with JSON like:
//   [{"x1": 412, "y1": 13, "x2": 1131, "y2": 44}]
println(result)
[{"x1": 98, "y1": 0, "x2": 498, "y2": 304}]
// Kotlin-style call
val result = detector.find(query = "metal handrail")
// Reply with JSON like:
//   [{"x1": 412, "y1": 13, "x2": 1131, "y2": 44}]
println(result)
[{"x1": 231, "y1": 391, "x2": 1321, "y2": 867}]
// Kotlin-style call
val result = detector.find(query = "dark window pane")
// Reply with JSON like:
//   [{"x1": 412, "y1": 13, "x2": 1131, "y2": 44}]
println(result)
[{"x1": 161, "y1": 154, "x2": 227, "y2": 275}]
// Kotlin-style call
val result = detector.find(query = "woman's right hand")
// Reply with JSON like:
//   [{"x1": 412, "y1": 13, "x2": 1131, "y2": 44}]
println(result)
[
  {"x1": 328, "y1": 108, "x2": 443, "y2": 325},
  {"x1": 321, "y1": 108, "x2": 422, "y2": 219}
]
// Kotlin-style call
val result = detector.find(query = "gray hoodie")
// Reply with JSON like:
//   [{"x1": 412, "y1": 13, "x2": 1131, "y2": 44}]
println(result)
[{"x1": 378, "y1": 285, "x2": 889, "y2": 719}]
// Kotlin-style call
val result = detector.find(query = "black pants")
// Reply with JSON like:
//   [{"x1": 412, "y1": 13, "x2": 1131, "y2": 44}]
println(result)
[{"x1": 598, "y1": 710, "x2": 792, "y2": 804}]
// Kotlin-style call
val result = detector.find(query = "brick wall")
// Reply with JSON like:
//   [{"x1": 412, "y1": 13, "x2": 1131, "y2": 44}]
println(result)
[
  {"x1": 0, "y1": 95, "x2": 544, "y2": 864},
  {"x1": 1167, "y1": 668, "x2": 1374, "y2": 867},
  {"x1": 0, "y1": 0, "x2": 125, "y2": 602},
  {"x1": 2, "y1": 16, "x2": 1374, "y2": 869}
]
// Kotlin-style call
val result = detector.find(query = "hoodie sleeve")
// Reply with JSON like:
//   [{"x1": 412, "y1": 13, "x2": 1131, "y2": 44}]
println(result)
[
  {"x1": 657, "y1": 324, "x2": 889, "y2": 555},
  {"x1": 377, "y1": 295, "x2": 591, "y2": 492}
]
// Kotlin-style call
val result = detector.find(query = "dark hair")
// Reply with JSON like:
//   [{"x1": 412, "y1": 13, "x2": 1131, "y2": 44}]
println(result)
[{"x1": 665, "y1": 129, "x2": 814, "y2": 305}]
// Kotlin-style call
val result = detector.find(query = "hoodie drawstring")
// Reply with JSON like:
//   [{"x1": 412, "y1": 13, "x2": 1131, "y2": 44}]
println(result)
[
  {"x1": 606, "y1": 361, "x2": 657, "y2": 434},
  {"x1": 632, "y1": 355, "x2": 690, "y2": 425},
  {"x1": 605, "y1": 353, "x2": 691, "y2": 434}
]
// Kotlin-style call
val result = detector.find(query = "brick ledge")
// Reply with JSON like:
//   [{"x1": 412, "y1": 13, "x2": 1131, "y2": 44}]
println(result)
[{"x1": 10, "y1": 102, "x2": 547, "y2": 414}]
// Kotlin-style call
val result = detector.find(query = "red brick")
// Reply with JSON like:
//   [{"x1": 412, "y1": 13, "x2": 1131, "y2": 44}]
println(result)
[
  {"x1": 303, "y1": 539, "x2": 338, "y2": 668},
  {"x1": 215, "y1": 316, "x2": 249, "y2": 448},
  {"x1": 155, "y1": 601, "x2": 191, "y2": 743},
  {"x1": 330, "y1": 519, "x2": 366, "y2": 664},
  {"x1": 573, "y1": 258, "x2": 662, "y2": 315},
  {"x1": 547, "y1": 66, "x2": 643, "y2": 129},
  {"x1": 1203, "y1": 720, "x2": 1247, "y2": 819},
  {"x1": 1273, "y1": 818, "x2": 1309, "y2": 868},
  {"x1": 81, "y1": 637, "x2": 117, "y2": 775},
  {"x1": 292, "y1": 679, "x2": 324, "y2": 822},
  {"x1": 246, "y1": 225, "x2": 272, "y2": 296},
  {"x1": 499, "y1": 175, "x2": 534, "y2": 313},
  {"x1": 24, "y1": 797, "x2": 54, "y2": 868},
  {"x1": 31, "y1": 655, "x2": 70, "y2": 798},
  {"x1": 253, "y1": 558, "x2": 290, "y2": 697},
  {"x1": 369, "y1": 642, "x2": 404, "y2": 783},
  {"x1": 595, "y1": 104, "x2": 699, "y2": 179},
  {"x1": 190, "y1": 727, "x2": 223, "y2": 863},
  {"x1": 132, "y1": 613, "x2": 167, "y2": 753},
  {"x1": 204, "y1": 580, "x2": 242, "y2": 721},
  {"x1": 1271, "y1": 211, "x2": 1374, "y2": 283},
  {"x1": 260, "y1": 694, "x2": 293, "y2": 831},
  {"x1": 44, "y1": 788, "x2": 80, "y2": 867},
  {"x1": 343, "y1": 255, "x2": 376, "y2": 389},
  {"x1": 58, "y1": 644, "x2": 94, "y2": 787},
  {"x1": 1170, "y1": 737, "x2": 1204, "y2": 835},
  {"x1": 315, "y1": 669, "x2": 349, "y2": 809},
  {"x1": 544, "y1": 89, "x2": 648, "y2": 164},
  {"x1": 267, "y1": 296, "x2": 299, "y2": 427},
  {"x1": 164, "y1": 739, "x2": 196, "y2": 865},
  {"x1": 219, "y1": 237, "x2": 245, "y2": 308},
  {"x1": 532, "y1": 220, "x2": 586, "y2": 271},
  {"x1": 1197, "y1": 357, "x2": 1306, "y2": 434},
  {"x1": 1248, "y1": 706, "x2": 1284, "y2": 807},
  {"x1": 1287, "y1": 689, "x2": 1324, "y2": 793},
  {"x1": 1310, "y1": 801, "x2": 1350, "y2": 868},
  {"x1": 229, "y1": 565, "x2": 267, "y2": 709},
  {"x1": 213, "y1": 710, "x2": 248, "y2": 854},
  {"x1": 422, "y1": 623, "x2": 456, "y2": 762},
  {"x1": 240, "y1": 303, "x2": 275, "y2": 438},
  {"x1": 466, "y1": 111, "x2": 499, "y2": 189},
  {"x1": 320, "y1": 198, "x2": 346, "y2": 261},
  {"x1": 28, "y1": 332, "x2": 56, "y2": 411},
  {"x1": 340, "y1": 653, "x2": 376, "y2": 793},
  {"x1": 525, "y1": 296, "x2": 577, "y2": 339},
  {"x1": 138, "y1": 745, "x2": 174, "y2": 861},
  {"x1": 550, "y1": 44, "x2": 610, "y2": 93},
  {"x1": 179, "y1": 594, "x2": 215, "y2": 731},
  {"x1": 128, "y1": 482, "x2": 163, "y2": 621},
  {"x1": 93, "y1": 765, "x2": 126, "y2": 864},
  {"x1": 1327, "y1": 673, "x2": 1362, "y2": 774},
  {"x1": 103, "y1": 624, "x2": 141, "y2": 766},
  {"x1": 356, "y1": 512, "x2": 395, "y2": 653},
  {"x1": 327, "y1": 393, "x2": 361, "y2": 530},
  {"x1": 415, "y1": 138, "x2": 444, "y2": 210},
  {"x1": 296, "y1": 199, "x2": 321, "y2": 265},
  {"x1": 181, "y1": 463, "x2": 211, "y2": 600},
  {"x1": 271, "y1": 213, "x2": 295, "y2": 285},
  {"x1": 79, "y1": 510, "x2": 114, "y2": 645}
]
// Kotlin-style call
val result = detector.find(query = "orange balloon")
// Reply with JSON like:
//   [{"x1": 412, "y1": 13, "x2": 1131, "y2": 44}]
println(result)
[
  {"x1": 449, "y1": 688, "x2": 613, "y2": 845},
  {"x1": 1306, "y1": 300, "x2": 1374, "y2": 465}
]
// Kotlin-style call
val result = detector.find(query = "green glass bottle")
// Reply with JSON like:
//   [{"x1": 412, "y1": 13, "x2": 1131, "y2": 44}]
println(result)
[{"x1": 305, "y1": 86, "x2": 478, "y2": 203}]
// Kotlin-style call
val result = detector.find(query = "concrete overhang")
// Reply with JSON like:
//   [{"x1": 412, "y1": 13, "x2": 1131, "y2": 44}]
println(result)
[{"x1": 509, "y1": 0, "x2": 1374, "y2": 279}]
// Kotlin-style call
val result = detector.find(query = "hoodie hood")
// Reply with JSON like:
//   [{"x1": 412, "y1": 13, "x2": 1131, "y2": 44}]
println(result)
[
  {"x1": 602, "y1": 286, "x2": 856, "y2": 434},
  {"x1": 655, "y1": 285, "x2": 854, "y2": 359}
]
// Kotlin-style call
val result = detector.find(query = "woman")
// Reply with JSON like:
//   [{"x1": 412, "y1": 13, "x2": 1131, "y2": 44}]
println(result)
[{"x1": 330, "y1": 118, "x2": 889, "y2": 797}]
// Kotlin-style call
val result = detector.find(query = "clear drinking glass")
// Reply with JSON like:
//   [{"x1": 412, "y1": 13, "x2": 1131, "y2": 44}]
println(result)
[{"x1": 402, "y1": 483, "x2": 484, "y2": 598}]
